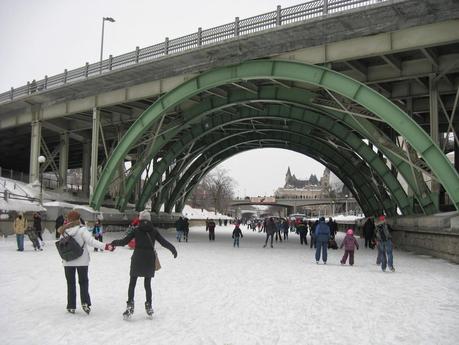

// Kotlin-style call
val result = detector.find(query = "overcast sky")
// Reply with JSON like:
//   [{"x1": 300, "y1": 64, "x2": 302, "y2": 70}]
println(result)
[{"x1": 1, "y1": 0, "x2": 329, "y2": 197}]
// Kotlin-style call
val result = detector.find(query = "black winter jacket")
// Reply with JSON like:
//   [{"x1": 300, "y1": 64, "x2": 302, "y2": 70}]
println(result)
[{"x1": 112, "y1": 220, "x2": 177, "y2": 277}]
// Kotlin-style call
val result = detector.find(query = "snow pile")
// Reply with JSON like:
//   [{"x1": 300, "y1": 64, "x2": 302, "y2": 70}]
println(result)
[{"x1": 181, "y1": 204, "x2": 232, "y2": 220}]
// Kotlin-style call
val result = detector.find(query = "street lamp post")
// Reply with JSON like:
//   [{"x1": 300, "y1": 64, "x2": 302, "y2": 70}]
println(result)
[
  {"x1": 100, "y1": 17, "x2": 115, "y2": 73},
  {"x1": 38, "y1": 155, "x2": 46, "y2": 205},
  {"x1": 345, "y1": 194, "x2": 349, "y2": 216}
]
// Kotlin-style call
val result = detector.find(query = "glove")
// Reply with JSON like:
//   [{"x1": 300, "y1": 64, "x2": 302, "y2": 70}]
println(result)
[
  {"x1": 173, "y1": 250, "x2": 178, "y2": 258},
  {"x1": 105, "y1": 243, "x2": 115, "y2": 251}
]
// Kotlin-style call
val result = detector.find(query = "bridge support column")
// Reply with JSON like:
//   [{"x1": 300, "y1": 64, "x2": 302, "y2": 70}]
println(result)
[
  {"x1": 455, "y1": 130, "x2": 459, "y2": 173},
  {"x1": 82, "y1": 141, "x2": 91, "y2": 197},
  {"x1": 90, "y1": 107, "x2": 100, "y2": 199},
  {"x1": 29, "y1": 117, "x2": 42, "y2": 184},
  {"x1": 429, "y1": 74, "x2": 440, "y2": 207},
  {"x1": 59, "y1": 132, "x2": 69, "y2": 190}
]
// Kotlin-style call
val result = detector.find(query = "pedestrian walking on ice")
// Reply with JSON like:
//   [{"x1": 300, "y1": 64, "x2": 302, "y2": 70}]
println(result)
[
  {"x1": 340, "y1": 229, "x2": 359, "y2": 265},
  {"x1": 314, "y1": 217, "x2": 330, "y2": 264}
]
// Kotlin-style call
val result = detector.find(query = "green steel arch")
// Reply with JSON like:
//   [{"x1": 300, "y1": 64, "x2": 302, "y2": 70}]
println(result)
[
  {"x1": 90, "y1": 60, "x2": 459, "y2": 212},
  {"x1": 134, "y1": 110, "x2": 410, "y2": 215},
  {"x1": 161, "y1": 133, "x2": 392, "y2": 215},
  {"x1": 117, "y1": 86, "x2": 434, "y2": 213}
]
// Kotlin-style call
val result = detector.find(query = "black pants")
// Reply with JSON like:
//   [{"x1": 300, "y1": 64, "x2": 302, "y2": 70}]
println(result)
[
  {"x1": 128, "y1": 276, "x2": 152, "y2": 303},
  {"x1": 35, "y1": 231, "x2": 43, "y2": 242},
  {"x1": 64, "y1": 266, "x2": 90, "y2": 309},
  {"x1": 310, "y1": 235, "x2": 316, "y2": 248},
  {"x1": 209, "y1": 229, "x2": 215, "y2": 241},
  {"x1": 300, "y1": 232, "x2": 307, "y2": 245},
  {"x1": 264, "y1": 233, "x2": 274, "y2": 246},
  {"x1": 283, "y1": 231, "x2": 288, "y2": 240},
  {"x1": 364, "y1": 236, "x2": 370, "y2": 248}
]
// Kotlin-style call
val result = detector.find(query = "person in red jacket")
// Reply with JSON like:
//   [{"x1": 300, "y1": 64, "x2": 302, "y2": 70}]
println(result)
[{"x1": 340, "y1": 229, "x2": 359, "y2": 266}]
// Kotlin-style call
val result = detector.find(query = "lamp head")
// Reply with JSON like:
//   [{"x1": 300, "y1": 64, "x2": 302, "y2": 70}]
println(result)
[
  {"x1": 38, "y1": 155, "x2": 46, "y2": 164},
  {"x1": 104, "y1": 17, "x2": 115, "y2": 22}
]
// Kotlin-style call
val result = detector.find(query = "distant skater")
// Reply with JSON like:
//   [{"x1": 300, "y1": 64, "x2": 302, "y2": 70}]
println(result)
[
  {"x1": 232, "y1": 223, "x2": 243, "y2": 247},
  {"x1": 207, "y1": 219, "x2": 216, "y2": 241},
  {"x1": 340, "y1": 229, "x2": 359, "y2": 265},
  {"x1": 263, "y1": 217, "x2": 276, "y2": 248}
]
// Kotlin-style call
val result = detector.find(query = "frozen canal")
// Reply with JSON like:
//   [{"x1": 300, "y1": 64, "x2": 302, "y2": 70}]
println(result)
[{"x1": 1, "y1": 225, "x2": 458, "y2": 345}]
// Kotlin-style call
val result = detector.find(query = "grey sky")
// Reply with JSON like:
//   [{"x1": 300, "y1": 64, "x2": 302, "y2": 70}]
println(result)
[{"x1": 1, "y1": 0, "x2": 329, "y2": 197}]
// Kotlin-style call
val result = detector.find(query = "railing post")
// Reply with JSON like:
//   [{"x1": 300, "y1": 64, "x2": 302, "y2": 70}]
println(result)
[
  {"x1": 27, "y1": 81, "x2": 30, "y2": 95},
  {"x1": 165, "y1": 37, "x2": 169, "y2": 55},
  {"x1": 323, "y1": 0, "x2": 328, "y2": 15},
  {"x1": 135, "y1": 46, "x2": 140, "y2": 63},
  {"x1": 108, "y1": 54, "x2": 113, "y2": 70},
  {"x1": 44, "y1": 75, "x2": 48, "y2": 89},
  {"x1": 85, "y1": 63, "x2": 89, "y2": 77},
  {"x1": 235, "y1": 17, "x2": 240, "y2": 36},
  {"x1": 276, "y1": 5, "x2": 282, "y2": 26},
  {"x1": 10, "y1": 87, "x2": 14, "y2": 100},
  {"x1": 197, "y1": 27, "x2": 202, "y2": 46},
  {"x1": 63, "y1": 69, "x2": 68, "y2": 84}
]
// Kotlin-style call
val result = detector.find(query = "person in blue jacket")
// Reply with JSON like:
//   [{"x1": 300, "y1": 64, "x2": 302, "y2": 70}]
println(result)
[{"x1": 314, "y1": 217, "x2": 330, "y2": 264}]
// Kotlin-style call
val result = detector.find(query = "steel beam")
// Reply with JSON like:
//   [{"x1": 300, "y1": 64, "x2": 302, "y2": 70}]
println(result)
[{"x1": 90, "y1": 107, "x2": 100, "y2": 198}]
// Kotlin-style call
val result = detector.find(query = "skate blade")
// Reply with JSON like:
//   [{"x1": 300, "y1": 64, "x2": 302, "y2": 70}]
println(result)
[{"x1": 123, "y1": 314, "x2": 132, "y2": 320}]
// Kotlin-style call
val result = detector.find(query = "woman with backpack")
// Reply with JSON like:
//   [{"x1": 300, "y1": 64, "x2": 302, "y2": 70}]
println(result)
[
  {"x1": 58, "y1": 210, "x2": 114, "y2": 315},
  {"x1": 110, "y1": 210, "x2": 177, "y2": 319}
]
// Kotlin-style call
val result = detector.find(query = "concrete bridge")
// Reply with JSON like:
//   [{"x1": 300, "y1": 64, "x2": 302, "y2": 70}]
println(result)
[
  {"x1": 0, "y1": 0, "x2": 458, "y2": 222},
  {"x1": 229, "y1": 196, "x2": 357, "y2": 214}
]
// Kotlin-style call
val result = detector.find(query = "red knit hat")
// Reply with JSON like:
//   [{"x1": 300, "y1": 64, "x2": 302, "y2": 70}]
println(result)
[{"x1": 379, "y1": 215, "x2": 385, "y2": 221}]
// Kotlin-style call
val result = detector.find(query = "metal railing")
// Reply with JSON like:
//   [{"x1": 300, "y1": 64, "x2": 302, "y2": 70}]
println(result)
[{"x1": 0, "y1": 0, "x2": 385, "y2": 104}]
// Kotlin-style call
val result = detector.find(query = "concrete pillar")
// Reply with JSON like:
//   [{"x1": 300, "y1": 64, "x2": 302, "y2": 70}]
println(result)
[
  {"x1": 82, "y1": 141, "x2": 91, "y2": 196},
  {"x1": 455, "y1": 130, "x2": 459, "y2": 173},
  {"x1": 429, "y1": 74, "x2": 440, "y2": 196},
  {"x1": 59, "y1": 132, "x2": 69, "y2": 189},
  {"x1": 29, "y1": 119, "x2": 42, "y2": 183},
  {"x1": 90, "y1": 107, "x2": 100, "y2": 198}
]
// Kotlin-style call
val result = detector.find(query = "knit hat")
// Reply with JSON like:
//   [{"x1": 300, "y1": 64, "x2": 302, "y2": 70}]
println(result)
[
  {"x1": 346, "y1": 229, "x2": 353, "y2": 235},
  {"x1": 66, "y1": 210, "x2": 80, "y2": 222},
  {"x1": 139, "y1": 210, "x2": 151, "y2": 221},
  {"x1": 319, "y1": 216, "x2": 325, "y2": 222},
  {"x1": 379, "y1": 215, "x2": 385, "y2": 222}
]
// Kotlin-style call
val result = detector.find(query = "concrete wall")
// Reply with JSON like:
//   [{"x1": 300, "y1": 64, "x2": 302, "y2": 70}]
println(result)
[{"x1": 389, "y1": 212, "x2": 459, "y2": 264}]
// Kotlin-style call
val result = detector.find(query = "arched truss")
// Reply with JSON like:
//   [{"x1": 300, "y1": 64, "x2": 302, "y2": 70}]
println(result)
[
  {"x1": 135, "y1": 111, "x2": 408, "y2": 215},
  {"x1": 159, "y1": 132, "x2": 394, "y2": 216},
  {"x1": 89, "y1": 60, "x2": 459, "y2": 214}
]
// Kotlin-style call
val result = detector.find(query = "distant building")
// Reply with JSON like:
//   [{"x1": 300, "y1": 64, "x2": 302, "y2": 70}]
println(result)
[{"x1": 275, "y1": 167, "x2": 331, "y2": 199}]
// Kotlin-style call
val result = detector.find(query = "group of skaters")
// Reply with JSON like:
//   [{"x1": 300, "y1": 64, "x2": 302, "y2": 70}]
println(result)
[{"x1": 241, "y1": 214, "x2": 395, "y2": 272}]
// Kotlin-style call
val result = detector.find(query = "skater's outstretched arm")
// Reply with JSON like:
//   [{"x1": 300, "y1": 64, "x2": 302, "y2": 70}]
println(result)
[{"x1": 111, "y1": 231, "x2": 135, "y2": 247}]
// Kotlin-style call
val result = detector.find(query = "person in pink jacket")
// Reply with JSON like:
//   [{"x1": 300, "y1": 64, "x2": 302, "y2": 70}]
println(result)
[{"x1": 340, "y1": 229, "x2": 359, "y2": 266}]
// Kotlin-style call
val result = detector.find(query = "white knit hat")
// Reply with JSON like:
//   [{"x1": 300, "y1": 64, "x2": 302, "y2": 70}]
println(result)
[{"x1": 139, "y1": 210, "x2": 151, "y2": 221}]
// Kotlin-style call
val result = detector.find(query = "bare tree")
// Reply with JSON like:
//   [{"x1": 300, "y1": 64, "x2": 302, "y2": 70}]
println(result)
[{"x1": 188, "y1": 168, "x2": 236, "y2": 214}]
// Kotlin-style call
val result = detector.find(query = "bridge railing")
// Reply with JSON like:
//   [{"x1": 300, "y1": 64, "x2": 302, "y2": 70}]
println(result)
[{"x1": 0, "y1": 0, "x2": 385, "y2": 104}]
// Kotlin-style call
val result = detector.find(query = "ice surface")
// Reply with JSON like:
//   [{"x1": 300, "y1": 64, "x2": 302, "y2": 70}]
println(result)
[{"x1": 1, "y1": 225, "x2": 458, "y2": 345}]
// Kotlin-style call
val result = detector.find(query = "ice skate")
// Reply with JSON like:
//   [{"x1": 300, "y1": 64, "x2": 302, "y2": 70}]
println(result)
[
  {"x1": 123, "y1": 301, "x2": 134, "y2": 320},
  {"x1": 145, "y1": 301, "x2": 154, "y2": 318},
  {"x1": 82, "y1": 303, "x2": 91, "y2": 315},
  {"x1": 67, "y1": 308, "x2": 75, "y2": 314}
]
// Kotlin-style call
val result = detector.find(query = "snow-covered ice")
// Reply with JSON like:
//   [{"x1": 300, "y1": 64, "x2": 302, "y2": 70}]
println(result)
[{"x1": 1, "y1": 226, "x2": 458, "y2": 345}]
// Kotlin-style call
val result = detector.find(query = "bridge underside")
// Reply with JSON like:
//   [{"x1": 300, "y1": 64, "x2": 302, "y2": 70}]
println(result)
[{"x1": 87, "y1": 60, "x2": 459, "y2": 216}]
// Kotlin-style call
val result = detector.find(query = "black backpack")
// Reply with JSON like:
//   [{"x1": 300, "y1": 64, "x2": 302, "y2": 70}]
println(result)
[{"x1": 55, "y1": 231, "x2": 84, "y2": 261}]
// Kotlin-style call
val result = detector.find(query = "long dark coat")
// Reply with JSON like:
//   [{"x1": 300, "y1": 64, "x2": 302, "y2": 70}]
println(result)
[{"x1": 112, "y1": 220, "x2": 177, "y2": 278}]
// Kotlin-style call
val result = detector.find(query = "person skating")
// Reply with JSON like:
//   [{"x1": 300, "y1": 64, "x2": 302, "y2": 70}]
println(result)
[
  {"x1": 375, "y1": 215, "x2": 395, "y2": 272},
  {"x1": 183, "y1": 217, "x2": 190, "y2": 242},
  {"x1": 263, "y1": 217, "x2": 276, "y2": 248},
  {"x1": 314, "y1": 217, "x2": 330, "y2": 264},
  {"x1": 33, "y1": 212, "x2": 44, "y2": 246},
  {"x1": 13, "y1": 212, "x2": 28, "y2": 251},
  {"x1": 232, "y1": 223, "x2": 243, "y2": 247},
  {"x1": 55, "y1": 213, "x2": 64, "y2": 239},
  {"x1": 363, "y1": 217, "x2": 375, "y2": 248},
  {"x1": 296, "y1": 218, "x2": 308, "y2": 245},
  {"x1": 175, "y1": 216, "x2": 185, "y2": 242},
  {"x1": 340, "y1": 229, "x2": 359, "y2": 265},
  {"x1": 92, "y1": 219, "x2": 104, "y2": 251},
  {"x1": 58, "y1": 210, "x2": 115, "y2": 314},
  {"x1": 110, "y1": 210, "x2": 177, "y2": 319},
  {"x1": 207, "y1": 219, "x2": 216, "y2": 241}
]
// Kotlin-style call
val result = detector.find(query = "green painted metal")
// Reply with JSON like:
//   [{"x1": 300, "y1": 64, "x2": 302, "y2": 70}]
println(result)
[
  {"x1": 90, "y1": 60, "x2": 459, "y2": 212},
  {"x1": 118, "y1": 86, "x2": 429, "y2": 213},
  {"x1": 161, "y1": 133, "x2": 391, "y2": 216},
  {"x1": 158, "y1": 130, "x2": 394, "y2": 215},
  {"x1": 135, "y1": 109, "x2": 410, "y2": 215}
]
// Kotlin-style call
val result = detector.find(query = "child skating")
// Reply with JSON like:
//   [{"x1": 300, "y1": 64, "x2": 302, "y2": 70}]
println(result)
[
  {"x1": 340, "y1": 229, "x2": 359, "y2": 265},
  {"x1": 232, "y1": 224, "x2": 243, "y2": 247}
]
